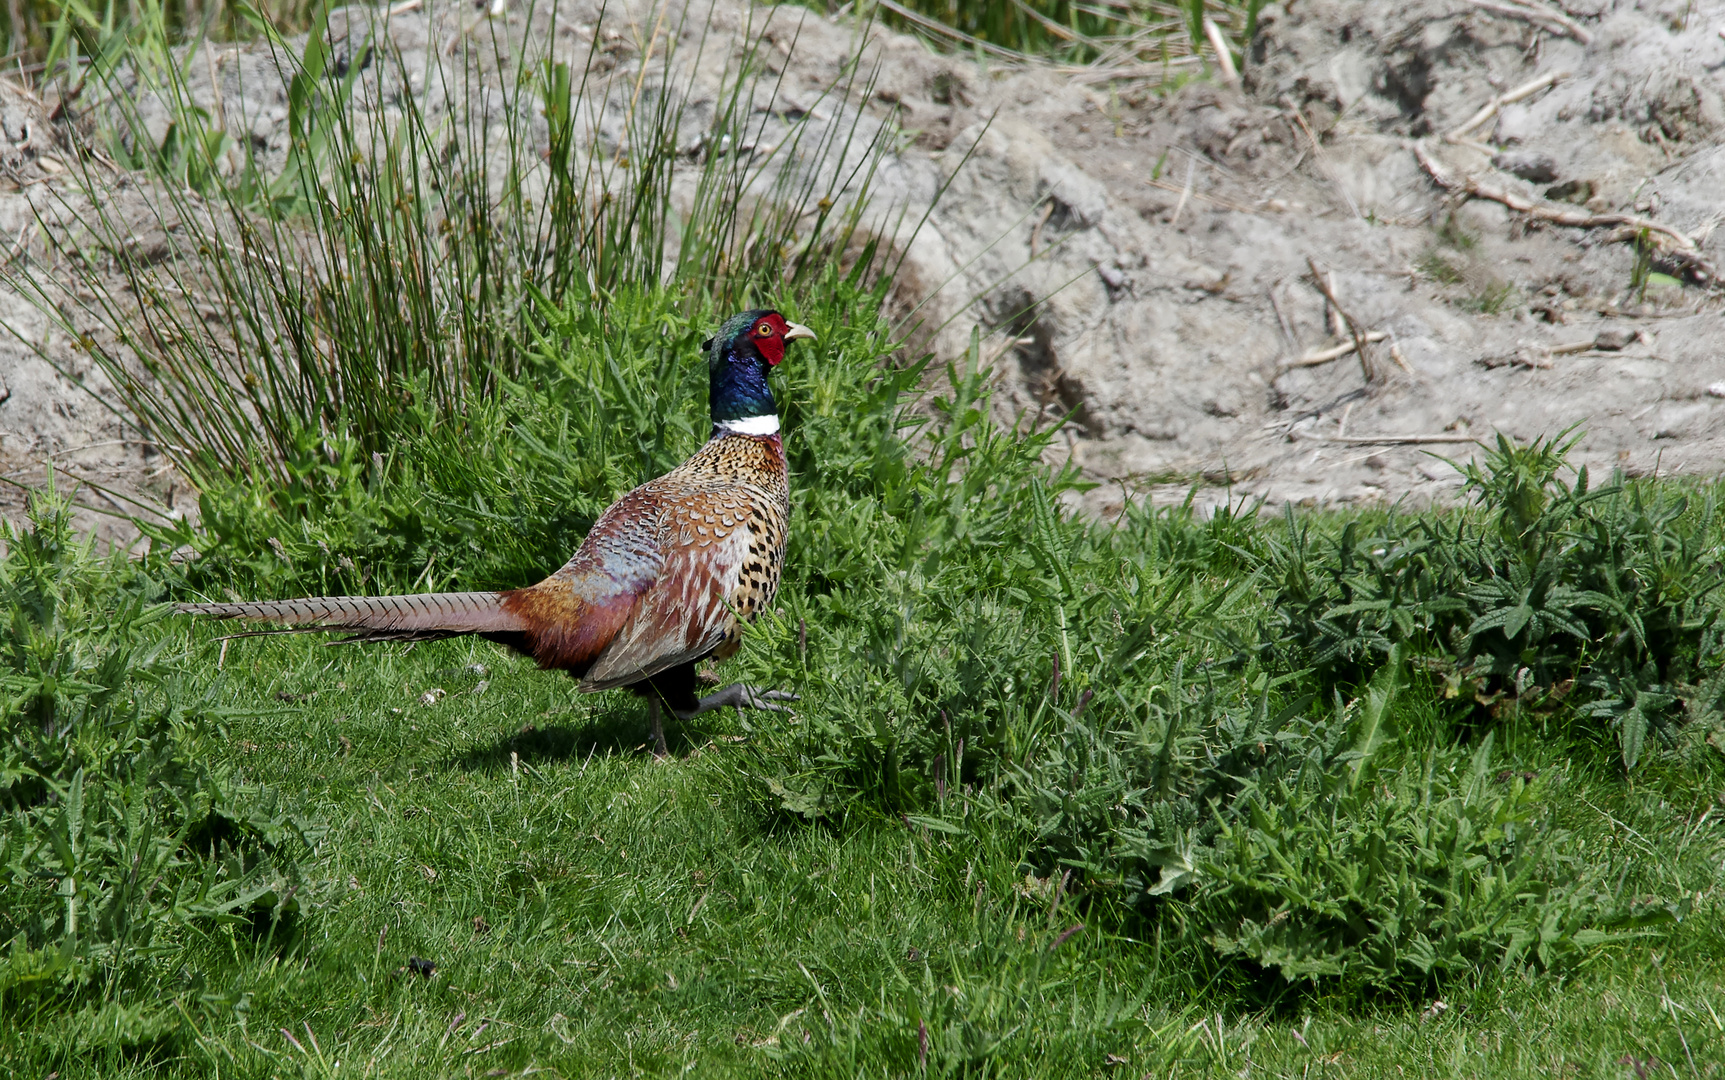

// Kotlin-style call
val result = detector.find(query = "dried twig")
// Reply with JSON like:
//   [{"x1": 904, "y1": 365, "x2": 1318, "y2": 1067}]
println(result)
[
  {"x1": 1306, "y1": 256, "x2": 1378, "y2": 383},
  {"x1": 1201, "y1": 19, "x2": 1238, "y2": 84},
  {"x1": 1268, "y1": 281, "x2": 1299, "y2": 352},
  {"x1": 1446, "y1": 71, "x2": 1568, "y2": 145},
  {"x1": 1466, "y1": 0, "x2": 1594, "y2": 44},
  {"x1": 1029, "y1": 199, "x2": 1054, "y2": 256},
  {"x1": 1294, "y1": 429, "x2": 1480, "y2": 446},
  {"x1": 1413, "y1": 141, "x2": 1716, "y2": 282},
  {"x1": 1278, "y1": 330, "x2": 1389, "y2": 369},
  {"x1": 1387, "y1": 339, "x2": 1416, "y2": 374},
  {"x1": 1168, "y1": 158, "x2": 1195, "y2": 228}
]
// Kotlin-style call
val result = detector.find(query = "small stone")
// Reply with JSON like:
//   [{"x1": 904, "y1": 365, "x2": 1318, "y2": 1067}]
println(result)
[
  {"x1": 1593, "y1": 328, "x2": 1634, "y2": 351},
  {"x1": 1545, "y1": 179, "x2": 1594, "y2": 204},
  {"x1": 1706, "y1": 382, "x2": 1725, "y2": 398},
  {"x1": 1492, "y1": 151, "x2": 1557, "y2": 184}
]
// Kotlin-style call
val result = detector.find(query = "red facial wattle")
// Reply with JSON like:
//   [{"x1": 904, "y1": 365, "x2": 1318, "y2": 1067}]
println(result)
[{"x1": 754, "y1": 313, "x2": 791, "y2": 366}]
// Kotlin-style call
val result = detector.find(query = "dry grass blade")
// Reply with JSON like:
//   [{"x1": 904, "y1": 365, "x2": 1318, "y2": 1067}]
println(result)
[
  {"x1": 1278, "y1": 331, "x2": 1389, "y2": 369},
  {"x1": 1446, "y1": 71, "x2": 1568, "y2": 145},
  {"x1": 1305, "y1": 255, "x2": 1378, "y2": 383},
  {"x1": 1466, "y1": 0, "x2": 1594, "y2": 44},
  {"x1": 872, "y1": 0, "x2": 1036, "y2": 62}
]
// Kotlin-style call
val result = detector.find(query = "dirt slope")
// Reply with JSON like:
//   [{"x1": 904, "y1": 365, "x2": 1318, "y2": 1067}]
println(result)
[
  {"x1": 3, "y1": 0, "x2": 1724, "y2": 538},
  {"x1": 882, "y1": 0, "x2": 1725, "y2": 514}
]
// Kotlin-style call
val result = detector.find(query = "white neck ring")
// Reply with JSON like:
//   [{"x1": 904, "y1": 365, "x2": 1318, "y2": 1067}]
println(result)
[{"x1": 716, "y1": 415, "x2": 780, "y2": 436}]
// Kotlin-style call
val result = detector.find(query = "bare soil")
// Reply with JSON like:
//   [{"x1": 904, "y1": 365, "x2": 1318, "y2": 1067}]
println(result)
[{"x1": 4, "y1": 0, "x2": 1724, "y2": 539}]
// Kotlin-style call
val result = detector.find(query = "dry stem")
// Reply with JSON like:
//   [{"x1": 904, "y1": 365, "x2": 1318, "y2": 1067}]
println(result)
[
  {"x1": 1278, "y1": 331, "x2": 1390, "y2": 369},
  {"x1": 1201, "y1": 19, "x2": 1239, "y2": 84},
  {"x1": 1306, "y1": 256, "x2": 1378, "y2": 383},
  {"x1": 1414, "y1": 141, "x2": 1716, "y2": 283},
  {"x1": 1466, "y1": 0, "x2": 1594, "y2": 44},
  {"x1": 1446, "y1": 71, "x2": 1568, "y2": 144}
]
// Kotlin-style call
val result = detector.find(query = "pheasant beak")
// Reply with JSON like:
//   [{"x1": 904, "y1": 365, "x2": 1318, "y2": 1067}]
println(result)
[{"x1": 782, "y1": 322, "x2": 817, "y2": 343}]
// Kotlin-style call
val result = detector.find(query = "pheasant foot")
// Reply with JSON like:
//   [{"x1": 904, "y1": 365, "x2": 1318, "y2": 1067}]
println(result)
[{"x1": 678, "y1": 683, "x2": 799, "y2": 718}]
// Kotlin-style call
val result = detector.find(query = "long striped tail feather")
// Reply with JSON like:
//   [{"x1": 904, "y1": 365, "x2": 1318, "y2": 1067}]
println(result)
[{"x1": 176, "y1": 591, "x2": 526, "y2": 644}]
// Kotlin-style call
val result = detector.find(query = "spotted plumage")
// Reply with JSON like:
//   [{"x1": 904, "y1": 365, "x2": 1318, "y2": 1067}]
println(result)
[{"x1": 177, "y1": 310, "x2": 815, "y2": 756}]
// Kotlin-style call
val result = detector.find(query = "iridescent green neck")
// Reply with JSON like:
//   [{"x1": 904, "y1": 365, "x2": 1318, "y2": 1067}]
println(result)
[{"x1": 708, "y1": 310, "x2": 777, "y2": 424}]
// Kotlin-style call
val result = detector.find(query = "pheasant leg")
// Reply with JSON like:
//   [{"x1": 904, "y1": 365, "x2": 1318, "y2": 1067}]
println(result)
[
  {"x1": 648, "y1": 698, "x2": 669, "y2": 759},
  {"x1": 677, "y1": 684, "x2": 799, "y2": 718}
]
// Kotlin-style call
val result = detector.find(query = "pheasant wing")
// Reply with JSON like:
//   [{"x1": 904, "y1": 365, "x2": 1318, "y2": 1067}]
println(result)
[{"x1": 578, "y1": 488, "x2": 753, "y2": 691}]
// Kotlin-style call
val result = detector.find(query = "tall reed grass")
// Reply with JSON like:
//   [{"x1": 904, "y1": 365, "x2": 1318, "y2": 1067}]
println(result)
[
  {"x1": 11, "y1": 0, "x2": 892, "y2": 493},
  {"x1": 875, "y1": 0, "x2": 1265, "y2": 73}
]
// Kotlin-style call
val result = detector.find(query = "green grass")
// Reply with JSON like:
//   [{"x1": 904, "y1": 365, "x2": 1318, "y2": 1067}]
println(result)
[
  {"x1": 1460, "y1": 278, "x2": 1518, "y2": 315},
  {"x1": 5, "y1": 337, "x2": 1725, "y2": 1073},
  {"x1": 4, "y1": 625, "x2": 1723, "y2": 1076},
  {"x1": 1416, "y1": 248, "x2": 1465, "y2": 285}
]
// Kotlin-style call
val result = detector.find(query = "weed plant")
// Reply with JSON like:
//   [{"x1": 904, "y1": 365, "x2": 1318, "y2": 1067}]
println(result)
[
  {"x1": 0, "y1": 486, "x2": 315, "y2": 1024},
  {"x1": 1265, "y1": 431, "x2": 1725, "y2": 770}
]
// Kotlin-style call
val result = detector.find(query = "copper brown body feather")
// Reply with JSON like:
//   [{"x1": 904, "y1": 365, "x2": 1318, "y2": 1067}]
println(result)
[{"x1": 176, "y1": 431, "x2": 790, "y2": 709}]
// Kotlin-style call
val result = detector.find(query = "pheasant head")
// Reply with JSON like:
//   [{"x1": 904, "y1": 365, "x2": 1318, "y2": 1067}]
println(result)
[{"x1": 704, "y1": 310, "x2": 815, "y2": 434}]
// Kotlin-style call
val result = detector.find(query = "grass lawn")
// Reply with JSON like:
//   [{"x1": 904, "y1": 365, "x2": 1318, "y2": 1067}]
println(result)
[{"x1": 7, "y1": 622, "x2": 1716, "y2": 1077}]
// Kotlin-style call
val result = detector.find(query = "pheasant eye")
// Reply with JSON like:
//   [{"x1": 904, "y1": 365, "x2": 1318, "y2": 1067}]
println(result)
[{"x1": 757, "y1": 322, "x2": 773, "y2": 336}]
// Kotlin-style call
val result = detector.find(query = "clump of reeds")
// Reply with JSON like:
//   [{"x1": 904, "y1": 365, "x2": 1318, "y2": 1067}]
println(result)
[{"x1": 10, "y1": 0, "x2": 894, "y2": 493}]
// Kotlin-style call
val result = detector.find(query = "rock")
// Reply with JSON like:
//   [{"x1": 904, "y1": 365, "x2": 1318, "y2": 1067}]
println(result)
[
  {"x1": 1708, "y1": 382, "x2": 1725, "y2": 399},
  {"x1": 1593, "y1": 329, "x2": 1635, "y2": 351},
  {"x1": 1653, "y1": 403, "x2": 1710, "y2": 440},
  {"x1": 1418, "y1": 461, "x2": 1457, "y2": 484},
  {"x1": 1491, "y1": 151, "x2": 1558, "y2": 183},
  {"x1": 1203, "y1": 394, "x2": 1242, "y2": 418},
  {"x1": 1545, "y1": 179, "x2": 1594, "y2": 204}
]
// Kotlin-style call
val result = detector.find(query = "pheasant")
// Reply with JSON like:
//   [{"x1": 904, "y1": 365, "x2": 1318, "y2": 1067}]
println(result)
[{"x1": 178, "y1": 309, "x2": 815, "y2": 756}]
